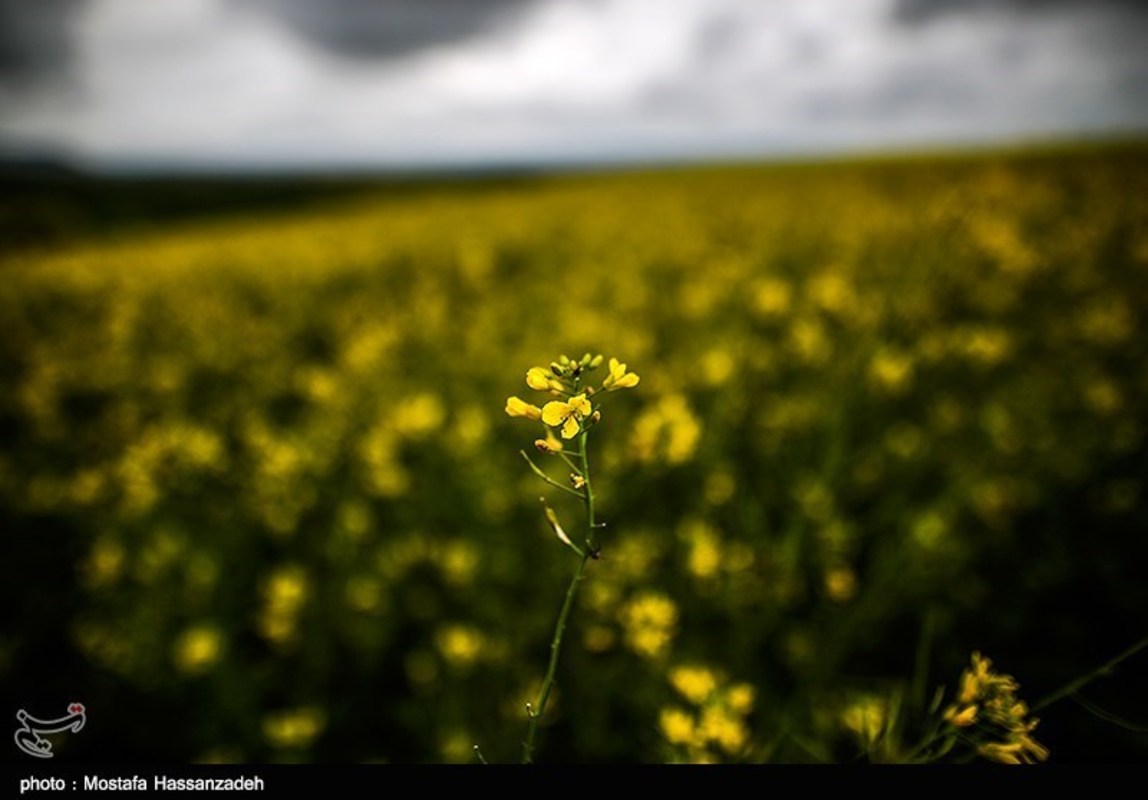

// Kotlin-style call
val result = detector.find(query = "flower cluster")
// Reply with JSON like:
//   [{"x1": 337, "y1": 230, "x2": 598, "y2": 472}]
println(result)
[
  {"x1": 659, "y1": 664, "x2": 756, "y2": 762},
  {"x1": 943, "y1": 652, "x2": 1049, "y2": 764},
  {"x1": 506, "y1": 352, "x2": 640, "y2": 763},
  {"x1": 505, "y1": 353, "x2": 639, "y2": 446}
]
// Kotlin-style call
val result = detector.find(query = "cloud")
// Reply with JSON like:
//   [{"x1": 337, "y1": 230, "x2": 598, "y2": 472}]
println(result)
[
  {"x1": 233, "y1": 0, "x2": 534, "y2": 60},
  {"x1": 0, "y1": 0, "x2": 77, "y2": 84},
  {"x1": 893, "y1": 0, "x2": 1148, "y2": 25},
  {"x1": 1, "y1": 0, "x2": 1146, "y2": 169}
]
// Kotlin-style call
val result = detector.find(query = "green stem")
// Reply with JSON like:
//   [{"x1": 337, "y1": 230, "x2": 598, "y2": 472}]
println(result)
[
  {"x1": 521, "y1": 550, "x2": 591, "y2": 764},
  {"x1": 910, "y1": 608, "x2": 937, "y2": 715},
  {"x1": 1032, "y1": 633, "x2": 1148, "y2": 713},
  {"x1": 557, "y1": 451, "x2": 584, "y2": 476},
  {"x1": 902, "y1": 719, "x2": 948, "y2": 763},
  {"x1": 1069, "y1": 693, "x2": 1148, "y2": 732},
  {"x1": 520, "y1": 450, "x2": 585, "y2": 499},
  {"x1": 520, "y1": 430, "x2": 598, "y2": 764},
  {"x1": 579, "y1": 432, "x2": 598, "y2": 554}
]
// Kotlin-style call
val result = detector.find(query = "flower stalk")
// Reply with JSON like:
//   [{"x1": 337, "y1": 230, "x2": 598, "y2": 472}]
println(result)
[
  {"x1": 522, "y1": 548, "x2": 592, "y2": 763},
  {"x1": 496, "y1": 352, "x2": 639, "y2": 764}
]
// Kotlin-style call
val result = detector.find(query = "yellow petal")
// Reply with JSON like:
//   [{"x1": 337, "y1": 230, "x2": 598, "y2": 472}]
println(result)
[
  {"x1": 541, "y1": 401, "x2": 571, "y2": 427},
  {"x1": 958, "y1": 672, "x2": 979, "y2": 705},
  {"x1": 604, "y1": 358, "x2": 633, "y2": 389},
  {"x1": 978, "y1": 743, "x2": 1023, "y2": 765},
  {"x1": 561, "y1": 415, "x2": 580, "y2": 439},
  {"x1": 505, "y1": 396, "x2": 542, "y2": 419},
  {"x1": 949, "y1": 705, "x2": 978, "y2": 727},
  {"x1": 611, "y1": 373, "x2": 640, "y2": 390},
  {"x1": 568, "y1": 393, "x2": 592, "y2": 417},
  {"x1": 1017, "y1": 735, "x2": 1049, "y2": 763},
  {"x1": 526, "y1": 367, "x2": 551, "y2": 391}
]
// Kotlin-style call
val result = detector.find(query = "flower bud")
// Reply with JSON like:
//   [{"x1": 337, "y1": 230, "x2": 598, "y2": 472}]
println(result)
[{"x1": 534, "y1": 433, "x2": 563, "y2": 454}]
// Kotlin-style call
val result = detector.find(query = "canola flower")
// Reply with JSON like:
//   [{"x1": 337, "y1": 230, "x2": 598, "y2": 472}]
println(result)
[
  {"x1": 5, "y1": 146, "x2": 1146, "y2": 763},
  {"x1": 895, "y1": 650, "x2": 1052, "y2": 765},
  {"x1": 942, "y1": 652, "x2": 1049, "y2": 764},
  {"x1": 541, "y1": 394, "x2": 593, "y2": 440},
  {"x1": 509, "y1": 354, "x2": 636, "y2": 441},
  {"x1": 660, "y1": 664, "x2": 756, "y2": 762},
  {"x1": 603, "y1": 358, "x2": 641, "y2": 391},
  {"x1": 496, "y1": 352, "x2": 639, "y2": 763}
]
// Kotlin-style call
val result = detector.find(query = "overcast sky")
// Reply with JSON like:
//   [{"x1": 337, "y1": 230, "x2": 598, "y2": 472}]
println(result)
[{"x1": 1, "y1": 0, "x2": 1146, "y2": 170}]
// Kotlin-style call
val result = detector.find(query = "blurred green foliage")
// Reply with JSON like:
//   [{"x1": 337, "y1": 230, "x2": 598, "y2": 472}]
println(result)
[{"x1": 1, "y1": 145, "x2": 1147, "y2": 762}]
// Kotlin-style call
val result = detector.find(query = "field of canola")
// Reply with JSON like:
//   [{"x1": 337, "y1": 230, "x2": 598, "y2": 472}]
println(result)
[{"x1": 2, "y1": 144, "x2": 1147, "y2": 762}]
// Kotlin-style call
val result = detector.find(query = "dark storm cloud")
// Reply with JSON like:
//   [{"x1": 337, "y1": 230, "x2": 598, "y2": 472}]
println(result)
[
  {"x1": 234, "y1": 0, "x2": 535, "y2": 59},
  {"x1": 894, "y1": 0, "x2": 1148, "y2": 121},
  {"x1": 0, "y1": 0, "x2": 539, "y2": 84},
  {"x1": 894, "y1": 0, "x2": 1148, "y2": 24},
  {"x1": 2, "y1": 0, "x2": 1147, "y2": 169},
  {"x1": 0, "y1": 0, "x2": 78, "y2": 85}
]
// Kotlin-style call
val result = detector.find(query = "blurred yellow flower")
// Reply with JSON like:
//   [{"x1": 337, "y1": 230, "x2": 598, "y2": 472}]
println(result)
[
  {"x1": 946, "y1": 651, "x2": 1048, "y2": 764},
  {"x1": 842, "y1": 696, "x2": 887, "y2": 745},
  {"x1": 435, "y1": 623, "x2": 486, "y2": 668},
  {"x1": 978, "y1": 737, "x2": 1049, "y2": 765},
  {"x1": 620, "y1": 591, "x2": 678, "y2": 660},
  {"x1": 669, "y1": 665, "x2": 718, "y2": 705},
  {"x1": 263, "y1": 707, "x2": 326, "y2": 750},
  {"x1": 726, "y1": 684, "x2": 756, "y2": 715},
  {"x1": 505, "y1": 396, "x2": 542, "y2": 420},
  {"x1": 542, "y1": 393, "x2": 592, "y2": 439},
  {"x1": 173, "y1": 625, "x2": 222, "y2": 675},
  {"x1": 700, "y1": 706, "x2": 748, "y2": 754},
  {"x1": 944, "y1": 704, "x2": 978, "y2": 727},
  {"x1": 659, "y1": 707, "x2": 695, "y2": 746}
]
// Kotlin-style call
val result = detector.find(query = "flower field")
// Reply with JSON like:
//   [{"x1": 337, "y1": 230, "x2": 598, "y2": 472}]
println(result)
[{"x1": 2, "y1": 143, "x2": 1147, "y2": 762}]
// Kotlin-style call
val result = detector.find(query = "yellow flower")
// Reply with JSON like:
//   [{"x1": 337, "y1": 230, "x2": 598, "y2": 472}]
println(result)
[
  {"x1": 944, "y1": 704, "x2": 978, "y2": 727},
  {"x1": 603, "y1": 358, "x2": 640, "y2": 391},
  {"x1": 726, "y1": 684, "x2": 756, "y2": 715},
  {"x1": 526, "y1": 367, "x2": 552, "y2": 391},
  {"x1": 1013, "y1": 733, "x2": 1050, "y2": 763},
  {"x1": 978, "y1": 742, "x2": 1023, "y2": 765},
  {"x1": 542, "y1": 393, "x2": 592, "y2": 439},
  {"x1": 958, "y1": 671, "x2": 979, "y2": 705},
  {"x1": 977, "y1": 738, "x2": 1047, "y2": 765},
  {"x1": 669, "y1": 665, "x2": 718, "y2": 705},
  {"x1": 505, "y1": 396, "x2": 542, "y2": 420},
  {"x1": 659, "y1": 707, "x2": 695, "y2": 746}
]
